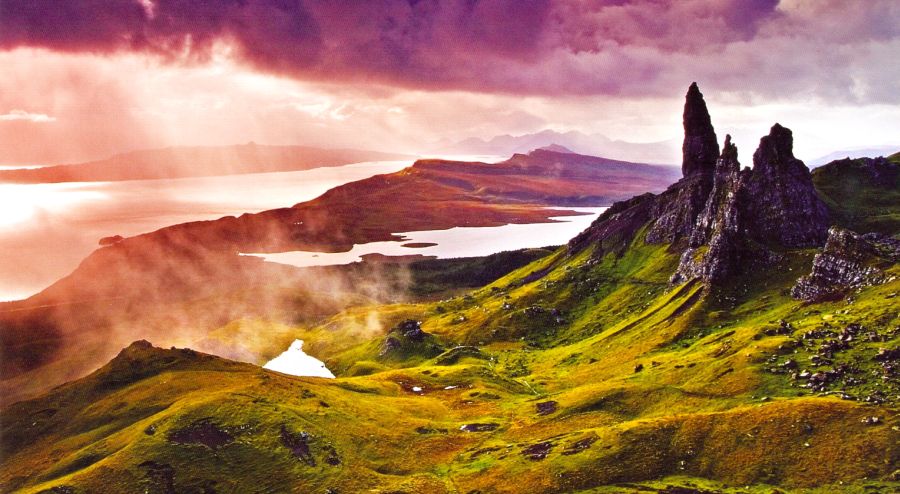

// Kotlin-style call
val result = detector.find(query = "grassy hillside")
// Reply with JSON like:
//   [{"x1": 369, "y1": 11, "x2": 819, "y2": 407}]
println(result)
[
  {"x1": 2, "y1": 221, "x2": 897, "y2": 493},
  {"x1": 812, "y1": 157, "x2": 900, "y2": 236}
]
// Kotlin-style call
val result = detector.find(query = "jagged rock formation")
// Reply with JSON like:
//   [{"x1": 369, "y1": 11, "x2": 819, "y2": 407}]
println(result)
[
  {"x1": 744, "y1": 124, "x2": 830, "y2": 247},
  {"x1": 792, "y1": 227, "x2": 900, "y2": 302},
  {"x1": 574, "y1": 83, "x2": 831, "y2": 286},
  {"x1": 645, "y1": 83, "x2": 718, "y2": 244},
  {"x1": 681, "y1": 82, "x2": 719, "y2": 177},
  {"x1": 671, "y1": 135, "x2": 746, "y2": 284}
]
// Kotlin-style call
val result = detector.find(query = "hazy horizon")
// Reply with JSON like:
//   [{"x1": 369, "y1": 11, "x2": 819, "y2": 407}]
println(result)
[{"x1": 2, "y1": 1, "x2": 900, "y2": 167}]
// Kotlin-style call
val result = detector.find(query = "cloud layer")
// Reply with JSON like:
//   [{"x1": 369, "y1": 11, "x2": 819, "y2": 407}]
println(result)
[{"x1": 2, "y1": 0, "x2": 899, "y2": 102}]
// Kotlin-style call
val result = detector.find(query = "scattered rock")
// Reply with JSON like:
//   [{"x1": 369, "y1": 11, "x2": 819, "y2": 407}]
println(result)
[
  {"x1": 280, "y1": 425, "x2": 316, "y2": 466},
  {"x1": 415, "y1": 426, "x2": 448, "y2": 435},
  {"x1": 379, "y1": 320, "x2": 444, "y2": 359},
  {"x1": 561, "y1": 437, "x2": 596, "y2": 455},
  {"x1": 37, "y1": 487, "x2": 77, "y2": 494},
  {"x1": 535, "y1": 401, "x2": 558, "y2": 416},
  {"x1": 459, "y1": 423, "x2": 499, "y2": 433},
  {"x1": 139, "y1": 461, "x2": 176, "y2": 494},
  {"x1": 874, "y1": 347, "x2": 900, "y2": 362},
  {"x1": 521, "y1": 441, "x2": 553, "y2": 461},
  {"x1": 167, "y1": 418, "x2": 234, "y2": 450}
]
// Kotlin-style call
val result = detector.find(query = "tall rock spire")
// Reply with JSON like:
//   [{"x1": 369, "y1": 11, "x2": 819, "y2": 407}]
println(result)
[{"x1": 681, "y1": 82, "x2": 719, "y2": 177}]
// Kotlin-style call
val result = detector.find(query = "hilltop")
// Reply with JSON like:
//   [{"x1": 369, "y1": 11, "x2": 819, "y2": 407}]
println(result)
[{"x1": 1, "y1": 83, "x2": 897, "y2": 493}]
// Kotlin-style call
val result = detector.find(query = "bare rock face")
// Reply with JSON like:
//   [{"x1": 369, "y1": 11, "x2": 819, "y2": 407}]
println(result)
[
  {"x1": 792, "y1": 227, "x2": 899, "y2": 302},
  {"x1": 569, "y1": 193, "x2": 655, "y2": 257},
  {"x1": 646, "y1": 83, "x2": 718, "y2": 245},
  {"x1": 672, "y1": 135, "x2": 747, "y2": 284},
  {"x1": 681, "y1": 82, "x2": 719, "y2": 178},
  {"x1": 645, "y1": 173, "x2": 713, "y2": 245},
  {"x1": 744, "y1": 124, "x2": 830, "y2": 247}
]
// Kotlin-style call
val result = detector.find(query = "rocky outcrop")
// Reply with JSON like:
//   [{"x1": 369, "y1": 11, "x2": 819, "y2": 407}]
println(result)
[
  {"x1": 645, "y1": 83, "x2": 718, "y2": 244},
  {"x1": 379, "y1": 320, "x2": 444, "y2": 360},
  {"x1": 645, "y1": 173, "x2": 713, "y2": 245},
  {"x1": 568, "y1": 193, "x2": 655, "y2": 257},
  {"x1": 671, "y1": 135, "x2": 746, "y2": 284},
  {"x1": 573, "y1": 84, "x2": 833, "y2": 287},
  {"x1": 744, "y1": 124, "x2": 830, "y2": 247},
  {"x1": 681, "y1": 82, "x2": 719, "y2": 177},
  {"x1": 792, "y1": 227, "x2": 899, "y2": 302}
]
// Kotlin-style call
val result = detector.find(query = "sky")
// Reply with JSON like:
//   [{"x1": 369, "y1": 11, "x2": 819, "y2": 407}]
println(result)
[{"x1": 1, "y1": 0, "x2": 899, "y2": 165}]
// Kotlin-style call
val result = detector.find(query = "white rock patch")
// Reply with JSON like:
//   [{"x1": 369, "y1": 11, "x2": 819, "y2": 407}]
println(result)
[{"x1": 263, "y1": 339, "x2": 335, "y2": 378}]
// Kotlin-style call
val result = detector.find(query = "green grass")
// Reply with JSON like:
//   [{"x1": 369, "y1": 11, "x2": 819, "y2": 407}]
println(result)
[{"x1": 812, "y1": 157, "x2": 900, "y2": 236}]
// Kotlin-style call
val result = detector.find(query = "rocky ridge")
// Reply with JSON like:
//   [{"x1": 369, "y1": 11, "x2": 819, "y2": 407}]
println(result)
[
  {"x1": 792, "y1": 227, "x2": 900, "y2": 302},
  {"x1": 572, "y1": 83, "x2": 832, "y2": 286}
]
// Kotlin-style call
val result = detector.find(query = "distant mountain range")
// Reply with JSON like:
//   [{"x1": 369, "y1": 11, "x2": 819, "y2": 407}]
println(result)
[
  {"x1": 0, "y1": 143, "x2": 411, "y2": 183},
  {"x1": 436, "y1": 129, "x2": 679, "y2": 164}
]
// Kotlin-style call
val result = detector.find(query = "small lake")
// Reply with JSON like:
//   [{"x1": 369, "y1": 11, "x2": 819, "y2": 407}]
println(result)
[{"x1": 244, "y1": 207, "x2": 607, "y2": 267}]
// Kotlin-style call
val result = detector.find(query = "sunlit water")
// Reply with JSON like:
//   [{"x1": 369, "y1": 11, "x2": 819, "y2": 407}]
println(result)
[
  {"x1": 0, "y1": 160, "x2": 416, "y2": 301},
  {"x1": 0, "y1": 155, "x2": 602, "y2": 302},
  {"x1": 243, "y1": 207, "x2": 607, "y2": 267}
]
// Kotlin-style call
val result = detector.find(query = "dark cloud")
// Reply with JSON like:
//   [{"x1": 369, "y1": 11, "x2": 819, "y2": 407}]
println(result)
[{"x1": 1, "y1": 0, "x2": 898, "y2": 102}]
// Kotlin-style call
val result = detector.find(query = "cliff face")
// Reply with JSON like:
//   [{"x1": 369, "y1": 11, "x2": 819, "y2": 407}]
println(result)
[
  {"x1": 645, "y1": 83, "x2": 718, "y2": 245},
  {"x1": 792, "y1": 227, "x2": 900, "y2": 302},
  {"x1": 574, "y1": 83, "x2": 831, "y2": 286},
  {"x1": 681, "y1": 82, "x2": 719, "y2": 178},
  {"x1": 671, "y1": 135, "x2": 746, "y2": 284},
  {"x1": 744, "y1": 124, "x2": 830, "y2": 248}
]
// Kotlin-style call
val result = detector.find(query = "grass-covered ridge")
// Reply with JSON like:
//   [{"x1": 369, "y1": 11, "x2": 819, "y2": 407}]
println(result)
[{"x1": 812, "y1": 156, "x2": 900, "y2": 236}]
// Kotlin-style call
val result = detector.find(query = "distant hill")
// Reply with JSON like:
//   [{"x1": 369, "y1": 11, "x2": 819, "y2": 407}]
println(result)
[
  {"x1": 536, "y1": 143, "x2": 575, "y2": 153},
  {"x1": 809, "y1": 145, "x2": 900, "y2": 167},
  {"x1": 438, "y1": 129, "x2": 679, "y2": 164},
  {"x1": 0, "y1": 143, "x2": 411, "y2": 183}
]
